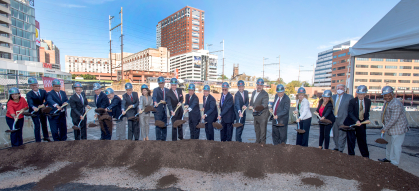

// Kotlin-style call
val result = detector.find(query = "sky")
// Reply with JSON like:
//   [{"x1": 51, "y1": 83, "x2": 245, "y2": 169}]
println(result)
[{"x1": 35, "y1": 0, "x2": 400, "y2": 83}]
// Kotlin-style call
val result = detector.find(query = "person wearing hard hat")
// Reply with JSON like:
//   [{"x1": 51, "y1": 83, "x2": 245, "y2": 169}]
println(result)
[
  {"x1": 139, "y1": 84, "x2": 153, "y2": 141},
  {"x1": 69, "y1": 82, "x2": 91, "y2": 140},
  {"x1": 218, "y1": 82, "x2": 234, "y2": 142},
  {"x1": 342, "y1": 85, "x2": 369, "y2": 157},
  {"x1": 152, "y1": 77, "x2": 169, "y2": 141},
  {"x1": 93, "y1": 82, "x2": 111, "y2": 140},
  {"x1": 316, "y1": 90, "x2": 335, "y2": 149},
  {"x1": 294, "y1": 87, "x2": 312, "y2": 147},
  {"x1": 122, "y1": 82, "x2": 140, "y2": 140},
  {"x1": 269, "y1": 84, "x2": 290, "y2": 145},
  {"x1": 378, "y1": 86, "x2": 409, "y2": 166},
  {"x1": 46, "y1": 79, "x2": 69, "y2": 141},
  {"x1": 331, "y1": 84, "x2": 353, "y2": 152},
  {"x1": 6, "y1": 87, "x2": 28, "y2": 146},
  {"x1": 166, "y1": 78, "x2": 184, "y2": 141},
  {"x1": 234, "y1": 80, "x2": 249, "y2": 142},
  {"x1": 26, "y1": 77, "x2": 51, "y2": 142},
  {"x1": 249, "y1": 78, "x2": 270, "y2": 144},
  {"x1": 185, "y1": 84, "x2": 201, "y2": 139},
  {"x1": 202, "y1": 85, "x2": 218, "y2": 141},
  {"x1": 105, "y1": 88, "x2": 123, "y2": 140}
]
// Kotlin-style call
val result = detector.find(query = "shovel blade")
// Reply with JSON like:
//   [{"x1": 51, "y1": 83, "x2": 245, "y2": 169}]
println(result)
[
  {"x1": 375, "y1": 138, "x2": 388, "y2": 144},
  {"x1": 232, "y1": 123, "x2": 243, "y2": 127},
  {"x1": 72, "y1": 126, "x2": 80, "y2": 130}
]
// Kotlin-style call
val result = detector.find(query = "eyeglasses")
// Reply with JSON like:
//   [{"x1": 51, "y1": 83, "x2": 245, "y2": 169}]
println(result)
[{"x1": 222, "y1": 89, "x2": 228, "y2": 91}]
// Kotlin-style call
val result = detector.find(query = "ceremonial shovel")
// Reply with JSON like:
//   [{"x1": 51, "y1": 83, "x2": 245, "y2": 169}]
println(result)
[
  {"x1": 294, "y1": 113, "x2": 305, "y2": 134},
  {"x1": 313, "y1": 111, "x2": 333, "y2": 125},
  {"x1": 117, "y1": 105, "x2": 133, "y2": 120},
  {"x1": 339, "y1": 120, "x2": 370, "y2": 130},
  {"x1": 269, "y1": 109, "x2": 285, "y2": 127},
  {"x1": 5, "y1": 110, "x2": 25, "y2": 133},
  {"x1": 375, "y1": 126, "x2": 388, "y2": 144},
  {"x1": 128, "y1": 105, "x2": 156, "y2": 121},
  {"x1": 22, "y1": 105, "x2": 45, "y2": 117},
  {"x1": 168, "y1": 104, "x2": 182, "y2": 125},
  {"x1": 50, "y1": 103, "x2": 69, "y2": 117},
  {"x1": 213, "y1": 103, "x2": 223, "y2": 130},
  {"x1": 233, "y1": 106, "x2": 247, "y2": 128},
  {"x1": 72, "y1": 108, "x2": 92, "y2": 130},
  {"x1": 173, "y1": 106, "x2": 188, "y2": 128},
  {"x1": 196, "y1": 110, "x2": 207, "y2": 128}
]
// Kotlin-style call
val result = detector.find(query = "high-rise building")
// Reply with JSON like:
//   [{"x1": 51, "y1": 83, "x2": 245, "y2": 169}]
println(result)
[
  {"x1": 39, "y1": 39, "x2": 59, "y2": 64},
  {"x1": 156, "y1": 6, "x2": 205, "y2": 57},
  {"x1": 331, "y1": 40, "x2": 357, "y2": 90},
  {"x1": 169, "y1": 49, "x2": 217, "y2": 80},
  {"x1": 0, "y1": 0, "x2": 12, "y2": 60}
]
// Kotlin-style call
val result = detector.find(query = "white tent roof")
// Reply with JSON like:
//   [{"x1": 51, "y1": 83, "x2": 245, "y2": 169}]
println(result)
[{"x1": 350, "y1": 0, "x2": 419, "y2": 59}]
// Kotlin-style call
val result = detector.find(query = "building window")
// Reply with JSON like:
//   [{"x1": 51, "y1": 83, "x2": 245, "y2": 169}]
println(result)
[
  {"x1": 399, "y1": 66, "x2": 412, "y2": 69},
  {"x1": 415, "y1": 60, "x2": 419, "y2": 63},
  {"x1": 370, "y1": 79, "x2": 382, "y2": 82},
  {"x1": 385, "y1": 66, "x2": 397, "y2": 69},
  {"x1": 399, "y1": 73, "x2": 411, "y2": 76},
  {"x1": 338, "y1": 53, "x2": 346, "y2": 57},
  {"x1": 412, "y1": 87, "x2": 419, "y2": 90},
  {"x1": 356, "y1": 58, "x2": 369, "y2": 61},
  {"x1": 398, "y1": 87, "x2": 410, "y2": 90},
  {"x1": 332, "y1": 62, "x2": 336, "y2": 65},
  {"x1": 332, "y1": 80, "x2": 335, "y2": 83},
  {"x1": 337, "y1": 73, "x2": 345, "y2": 76},
  {"x1": 384, "y1": 79, "x2": 396, "y2": 83},
  {"x1": 356, "y1": 72, "x2": 368, "y2": 75},
  {"x1": 371, "y1": 58, "x2": 383, "y2": 61},
  {"x1": 370, "y1": 72, "x2": 382, "y2": 75},
  {"x1": 355, "y1": 79, "x2": 368, "y2": 82},
  {"x1": 369, "y1": 86, "x2": 381, "y2": 90},
  {"x1": 331, "y1": 86, "x2": 335, "y2": 89},
  {"x1": 414, "y1": 73, "x2": 419, "y2": 76},
  {"x1": 386, "y1": 59, "x2": 398, "y2": 62},
  {"x1": 333, "y1": 55, "x2": 337, "y2": 58},
  {"x1": 332, "y1": 74, "x2": 336, "y2": 77},
  {"x1": 400, "y1": 59, "x2": 412, "y2": 62},
  {"x1": 356, "y1": 65, "x2": 368, "y2": 68},
  {"x1": 333, "y1": 68, "x2": 336, "y2": 71},
  {"x1": 340, "y1": 60, "x2": 346, "y2": 63},
  {"x1": 398, "y1": 80, "x2": 410, "y2": 83},
  {"x1": 370, "y1": 65, "x2": 383, "y2": 68},
  {"x1": 337, "y1": 66, "x2": 345, "y2": 70},
  {"x1": 384, "y1": 73, "x2": 397, "y2": 76}
]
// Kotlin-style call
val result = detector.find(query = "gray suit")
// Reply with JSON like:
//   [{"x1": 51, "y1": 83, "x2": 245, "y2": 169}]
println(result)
[
  {"x1": 139, "y1": 95, "x2": 153, "y2": 139},
  {"x1": 122, "y1": 92, "x2": 140, "y2": 140},
  {"x1": 332, "y1": 93, "x2": 353, "y2": 151},
  {"x1": 271, "y1": 94, "x2": 290, "y2": 145},
  {"x1": 250, "y1": 89, "x2": 270, "y2": 144}
]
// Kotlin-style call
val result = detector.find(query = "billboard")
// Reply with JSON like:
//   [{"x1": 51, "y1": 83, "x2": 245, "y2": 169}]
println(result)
[
  {"x1": 42, "y1": 77, "x2": 64, "y2": 92},
  {"x1": 35, "y1": 20, "x2": 40, "y2": 46},
  {"x1": 209, "y1": 58, "x2": 217, "y2": 68},
  {"x1": 193, "y1": 56, "x2": 201, "y2": 68}
]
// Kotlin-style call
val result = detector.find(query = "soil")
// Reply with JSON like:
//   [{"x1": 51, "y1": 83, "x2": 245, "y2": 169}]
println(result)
[
  {"x1": 301, "y1": 177, "x2": 324, "y2": 187},
  {"x1": 196, "y1": 122, "x2": 206, "y2": 128},
  {"x1": 375, "y1": 138, "x2": 388, "y2": 144},
  {"x1": 155, "y1": 120, "x2": 166, "y2": 128},
  {"x1": 157, "y1": 174, "x2": 179, "y2": 188},
  {"x1": 1, "y1": 140, "x2": 419, "y2": 191},
  {"x1": 296, "y1": 129, "x2": 306, "y2": 134},
  {"x1": 173, "y1": 120, "x2": 186, "y2": 128},
  {"x1": 212, "y1": 122, "x2": 223, "y2": 129},
  {"x1": 87, "y1": 123, "x2": 97, "y2": 127},
  {"x1": 232, "y1": 123, "x2": 243, "y2": 127}
]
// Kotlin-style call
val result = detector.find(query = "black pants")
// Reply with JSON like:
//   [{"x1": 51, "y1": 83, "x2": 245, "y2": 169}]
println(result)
[
  {"x1": 32, "y1": 114, "x2": 49, "y2": 142},
  {"x1": 272, "y1": 125, "x2": 288, "y2": 145},
  {"x1": 6, "y1": 117, "x2": 24, "y2": 147},
  {"x1": 189, "y1": 119, "x2": 200, "y2": 139},
  {"x1": 235, "y1": 114, "x2": 245, "y2": 142},
  {"x1": 48, "y1": 113, "x2": 67, "y2": 141},
  {"x1": 155, "y1": 112, "x2": 167, "y2": 141},
  {"x1": 296, "y1": 117, "x2": 311, "y2": 147},
  {"x1": 171, "y1": 115, "x2": 183, "y2": 141},
  {"x1": 73, "y1": 117, "x2": 87, "y2": 140},
  {"x1": 221, "y1": 122, "x2": 233, "y2": 142},
  {"x1": 347, "y1": 124, "x2": 369, "y2": 158},
  {"x1": 205, "y1": 118, "x2": 215, "y2": 141},
  {"x1": 319, "y1": 124, "x2": 332, "y2": 149}
]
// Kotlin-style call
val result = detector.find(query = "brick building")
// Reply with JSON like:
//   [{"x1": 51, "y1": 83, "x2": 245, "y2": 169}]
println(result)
[{"x1": 330, "y1": 40, "x2": 357, "y2": 90}]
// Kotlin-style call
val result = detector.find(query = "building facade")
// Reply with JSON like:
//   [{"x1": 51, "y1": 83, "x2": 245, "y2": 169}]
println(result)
[
  {"x1": 169, "y1": 49, "x2": 217, "y2": 81},
  {"x1": 314, "y1": 49, "x2": 333, "y2": 87},
  {"x1": 329, "y1": 40, "x2": 357, "y2": 90},
  {"x1": 122, "y1": 47, "x2": 169, "y2": 72},
  {"x1": 65, "y1": 55, "x2": 115, "y2": 80},
  {"x1": 39, "y1": 39, "x2": 59, "y2": 64},
  {"x1": 156, "y1": 6, "x2": 205, "y2": 56}
]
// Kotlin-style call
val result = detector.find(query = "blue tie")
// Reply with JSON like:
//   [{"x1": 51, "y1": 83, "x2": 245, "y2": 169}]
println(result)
[{"x1": 221, "y1": 95, "x2": 225, "y2": 106}]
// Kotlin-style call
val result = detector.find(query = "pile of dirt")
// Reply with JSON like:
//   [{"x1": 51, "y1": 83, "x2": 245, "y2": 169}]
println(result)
[
  {"x1": 301, "y1": 177, "x2": 324, "y2": 187},
  {"x1": 0, "y1": 140, "x2": 419, "y2": 191},
  {"x1": 157, "y1": 174, "x2": 179, "y2": 188}
]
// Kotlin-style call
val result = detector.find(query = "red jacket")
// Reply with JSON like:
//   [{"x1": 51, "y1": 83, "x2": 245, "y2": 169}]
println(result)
[{"x1": 6, "y1": 97, "x2": 28, "y2": 119}]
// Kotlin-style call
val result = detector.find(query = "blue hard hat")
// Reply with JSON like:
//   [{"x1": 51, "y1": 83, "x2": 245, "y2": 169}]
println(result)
[
  {"x1": 125, "y1": 83, "x2": 133, "y2": 90},
  {"x1": 158, "y1": 77, "x2": 165, "y2": 84},
  {"x1": 170, "y1": 78, "x2": 178, "y2": 84},
  {"x1": 276, "y1": 84, "x2": 285, "y2": 93},
  {"x1": 141, "y1": 84, "x2": 148, "y2": 89},
  {"x1": 93, "y1": 83, "x2": 101, "y2": 90},
  {"x1": 222, "y1": 82, "x2": 229, "y2": 88},
  {"x1": 297, "y1": 87, "x2": 306, "y2": 94},
  {"x1": 28, "y1": 77, "x2": 38, "y2": 85},
  {"x1": 73, "y1": 82, "x2": 83, "y2": 88},
  {"x1": 8, "y1": 87, "x2": 19, "y2": 95},
  {"x1": 203, "y1": 85, "x2": 210, "y2": 91},
  {"x1": 381, "y1": 86, "x2": 393, "y2": 95},
  {"x1": 52, "y1": 79, "x2": 61, "y2": 86},
  {"x1": 322, "y1": 90, "x2": 332, "y2": 98},
  {"x1": 237, "y1": 80, "x2": 245, "y2": 87},
  {"x1": 356, "y1": 85, "x2": 368, "y2": 94},
  {"x1": 256, "y1": 78, "x2": 264, "y2": 85},
  {"x1": 105, "y1": 88, "x2": 114, "y2": 95},
  {"x1": 188, "y1": 84, "x2": 195, "y2": 90}
]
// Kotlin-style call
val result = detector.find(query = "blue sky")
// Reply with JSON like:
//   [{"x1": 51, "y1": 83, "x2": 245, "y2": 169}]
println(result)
[{"x1": 35, "y1": 0, "x2": 399, "y2": 83}]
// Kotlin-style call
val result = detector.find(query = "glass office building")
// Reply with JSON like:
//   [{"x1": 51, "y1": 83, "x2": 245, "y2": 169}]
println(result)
[{"x1": 10, "y1": 0, "x2": 36, "y2": 61}]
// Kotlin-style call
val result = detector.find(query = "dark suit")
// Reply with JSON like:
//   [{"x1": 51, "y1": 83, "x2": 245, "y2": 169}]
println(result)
[
  {"x1": 220, "y1": 92, "x2": 234, "y2": 142},
  {"x1": 26, "y1": 89, "x2": 49, "y2": 142},
  {"x1": 234, "y1": 90, "x2": 249, "y2": 142},
  {"x1": 316, "y1": 100, "x2": 335, "y2": 149},
  {"x1": 343, "y1": 98, "x2": 371, "y2": 158},
  {"x1": 46, "y1": 90, "x2": 68, "y2": 141},
  {"x1": 152, "y1": 87, "x2": 169, "y2": 141},
  {"x1": 271, "y1": 94, "x2": 290, "y2": 145},
  {"x1": 69, "y1": 92, "x2": 88, "y2": 140},
  {"x1": 108, "y1": 95, "x2": 122, "y2": 119},
  {"x1": 95, "y1": 92, "x2": 111, "y2": 140},
  {"x1": 122, "y1": 92, "x2": 140, "y2": 140},
  {"x1": 203, "y1": 94, "x2": 218, "y2": 140},
  {"x1": 185, "y1": 93, "x2": 200, "y2": 139},
  {"x1": 166, "y1": 88, "x2": 184, "y2": 141}
]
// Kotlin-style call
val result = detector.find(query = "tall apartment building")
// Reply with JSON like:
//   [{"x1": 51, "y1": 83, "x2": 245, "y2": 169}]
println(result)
[
  {"x1": 169, "y1": 49, "x2": 217, "y2": 80},
  {"x1": 39, "y1": 39, "x2": 59, "y2": 64},
  {"x1": 330, "y1": 40, "x2": 357, "y2": 90},
  {"x1": 156, "y1": 6, "x2": 205, "y2": 57},
  {"x1": 314, "y1": 49, "x2": 333, "y2": 87}
]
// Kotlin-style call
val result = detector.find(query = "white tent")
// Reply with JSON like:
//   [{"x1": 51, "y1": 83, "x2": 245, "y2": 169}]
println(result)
[{"x1": 349, "y1": 0, "x2": 419, "y2": 94}]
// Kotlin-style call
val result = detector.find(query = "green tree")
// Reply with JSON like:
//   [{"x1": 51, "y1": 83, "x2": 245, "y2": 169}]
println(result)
[
  {"x1": 276, "y1": 78, "x2": 285, "y2": 84},
  {"x1": 72, "y1": 74, "x2": 76, "y2": 79},
  {"x1": 218, "y1": 75, "x2": 228, "y2": 80},
  {"x1": 285, "y1": 83, "x2": 296, "y2": 95}
]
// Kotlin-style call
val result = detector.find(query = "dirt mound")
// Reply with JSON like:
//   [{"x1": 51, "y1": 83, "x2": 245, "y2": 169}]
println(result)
[
  {"x1": 157, "y1": 174, "x2": 179, "y2": 188},
  {"x1": 301, "y1": 177, "x2": 324, "y2": 187},
  {"x1": 0, "y1": 140, "x2": 418, "y2": 191}
]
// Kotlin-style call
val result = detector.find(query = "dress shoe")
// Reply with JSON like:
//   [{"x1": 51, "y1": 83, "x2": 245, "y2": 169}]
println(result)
[
  {"x1": 43, "y1": 138, "x2": 51, "y2": 142},
  {"x1": 378, "y1": 158, "x2": 391, "y2": 163}
]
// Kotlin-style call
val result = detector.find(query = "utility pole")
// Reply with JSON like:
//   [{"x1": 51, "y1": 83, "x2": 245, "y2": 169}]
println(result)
[
  {"x1": 109, "y1": 15, "x2": 113, "y2": 81},
  {"x1": 298, "y1": 65, "x2": 302, "y2": 82},
  {"x1": 120, "y1": 7, "x2": 124, "y2": 80},
  {"x1": 278, "y1": 55, "x2": 280, "y2": 81},
  {"x1": 222, "y1": 39, "x2": 224, "y2": 82},
  {"x1": 109, "y1": 8, "x2": 123, "y2": 80},
  {"x1": 262, "y1": 57, "x2": 270, "y2": 79}
]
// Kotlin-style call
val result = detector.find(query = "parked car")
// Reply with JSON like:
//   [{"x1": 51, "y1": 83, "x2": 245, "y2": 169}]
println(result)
[
  {"x1": 405, "y1": 106, "x2": 417, "y2": 111},
  {"x1": 372, "y1": 106, "x2": 383, "y2": 111}
]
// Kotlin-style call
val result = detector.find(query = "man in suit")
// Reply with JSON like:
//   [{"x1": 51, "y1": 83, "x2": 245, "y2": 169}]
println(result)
[
  {"x1": 46, "y1": 79, "x2": 68, "y2": 141},
  {"x1": 122, "y1": 82, "x2": 140, "y2": 140},
  {"x1": 270, "y1": 84, "x2": 290, "y2": 145},
  {"x1": 166, "y1": 78, "x2": 184, "y2": 141},
  {"x1": 152, "y1": 77, "x2": 169, "y2": 141},
  {"x1": 343, "y1": 85, "x2": 370, "y2": 158},
  {"x1": 378, "y1": 86, "x2": 409, "y2": 166},
  {"x1": 234, "y1": 80, "x2": 249, "y2": 142},
  {"x1": 219, "y1": 82, "x2": 234, "y2": 142},
  {"x1": 105, "y1": 88, "x2": 123, "y2": 140},
  {"x1": 69, "y1": 82, "x2": 90, "y2": 140},
  {"x1": 185, "y1": 84, "x2": 200, "y2": 139},
  {"x1": 332, "y1": 84, "x2": 353, "y2": 152},
  {"x1": 249, "y1": 78, "x2": 270, "y2": 144},
  {"x1": 93, "y1": 83, "x2": 111, "y2": 140},
  {"x1": 26, "y1": 77, "x2": 51, "y2": 142},
  {"x1": 202, "y1": 85, "x2": 217, "y2": 141}
]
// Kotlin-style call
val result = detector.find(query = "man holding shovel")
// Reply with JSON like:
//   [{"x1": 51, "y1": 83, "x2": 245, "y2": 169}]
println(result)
[
  {"x1": 233, "y1": 80, "x2": 249, "y2": 142},
  {"x1": 46, "y1": 79, "x2": 68, "y2": 141},
  {"x1": 378, "y1": 86, "x2": 409, "y2": 166},
  {"x1": 185, "y1": 84, "x2": 200, "y2": 139},
  {"x1": 152, "y1": 77, "x2": 169, "y2": 141},
  {"x1": 270, "y1": 84, "x2": 290, "y2": 145},
  {"x1": 69, "y1": 82, "x2": 90, "y2": 140},
  {"x1": 105, "y1": 88, "x2": 123, "y2": 140},
  {"x1": 332, "y1": 84, "x2": 353, "y2": 152},
  {"x1": 202, "y1": 85, "x2": 217, "y2": 141},
  {"x1": 166, "y1": 78, "x2": 184, "y2": 141},
  {"x1": 123, "y1": 83, "x2": 140, "y2": 140},
  {"x1": 249, "y1": 78, "x2": 270, "y2": 144},
  {"x1": 93, "y1": 83, "x2": 111, "y2": 140},
  {"x1": 219, "y1": 82, "x2": 234, "y2": 142}
]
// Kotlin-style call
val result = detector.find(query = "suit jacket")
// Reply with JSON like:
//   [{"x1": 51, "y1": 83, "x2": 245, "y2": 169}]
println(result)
[
  {"x1": 46, "y1": 90, "x2": 68, "y2": 116},
  {"x1": 234, "y1": 90, "x2": 249, "y2": 123},
  {"x1": 316, "y1": 99, "x2": 336, "y2": 123},
  {"x1": 343, "y1": 98, "x2": 370, "y2": 126},
  {"x1": 121, "y1": 92, "x2": 139, "y2": 117},
  {"x1": 382, "y1": 98, "x2": 409, "y2": 135},
  {"x1": 95, "y1": 92, "x2": 110, "y2": 109},
  {"x1": 332, "y1": 93, "x2": 353, "y2": 125},
  {"x1": 295, "y1": 98, "x2": 312, "y2": 120},
  {"x1": 270, "y1": 94, "x2": 291, "y2": 125},
  {"x1": 166, "y1": 88, "x2": 184, "y2": 119},
  {"x1": 185, "y1": 93, "x2": 200, "y2": 122},
  {"x1": 107, "y1": 95, "x2": 122, "y2": 118},
  {"x1": 203, "y1": 94, "x2": 218, "y2": 123},
  {"x1": 139, "y1": 95, "x2": 153, "y2": 115},
  {"x1": 219, "y1": 92, "x2": 234, "y2": 123},
  {"x1": 26, "y1": 89, "x2": 47, "y2": 113},
  {"x1": 69, "y1": 92, "x2": 88, "y2": 122},
  {"x1": 249, "y1": 89, "x2": 269, "y2": 116},
  {"x1": 152, "y1": 87, "x2": 169, "y2": 116}
]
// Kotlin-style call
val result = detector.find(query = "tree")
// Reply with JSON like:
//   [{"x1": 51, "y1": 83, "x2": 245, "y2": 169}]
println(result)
[
  {"x1": 285, "y1": 83, "x2": 296, "y2": 95},
  {"x1": 276, "y1": 78, "x2": 285, "y2": 84},
  {"x1": 72, "y1": 74, "x2": 76, "y2": 79},
  {"x1": 218, "y1": 75, "x2": 228, "y2": 80}
]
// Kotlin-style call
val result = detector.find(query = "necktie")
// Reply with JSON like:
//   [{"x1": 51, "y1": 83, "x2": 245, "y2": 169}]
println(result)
[
  {"x1": 130, "y1": 94, "x2": 133, "y2": 102},
  {"x1": 334, "y1": 95, "x2": 341, "y2": 116},
  {"x1": 359, "y1": 100, "x2": 364, "y2": 121},
  {"x1": 36, "y1": 91, "x2": 40, "y2": 97},
  {"x1": 203, "y1": 96, "x2": 206, "y2": 106},
  {"x1": 162, "y1": 88, "x2": 165, "y2": 100},
  {"x1": 242, "y1": 92, "x2": 245, "y2": 102},
  {"x1": 96, "y1": 95, "x2": 98, "y2": 104},
  {"x1": 57, "y1": 91, "x2": 62, "y2": 101},
  {"x1": 274, "y1": 98, "x2": 279, "y2": 115},
  {"x1": 174, "y1": 90, "x2": 178, "y2": 100},
  {"x1": 221, "y1": 95, "x2": 225, "y2": 106},
  {"x1": 382, "y1": 102, "x2": 389, "y2": 124},
  {"x1": 79, "y1": 94, "x2": 84, "y2": 105}
]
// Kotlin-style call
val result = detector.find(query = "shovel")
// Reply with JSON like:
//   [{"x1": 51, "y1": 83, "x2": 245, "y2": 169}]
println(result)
[
  {"x1": 128, "y1": 110, "x2": 144, "y2": 121},
  {"x1": 72, "y1": 108, "x2": 92, "y2": 130},
  {"x1": 173, "y1": 108, "x2": 188, "y2": 128},
  {"x1": 233, "y1": 106, "x2": 247, "y2": 128},
  {"x1": 269, "y1": 109, "x2": 284, "y2": 127},
  {"x1": 50, "y1": 103, "x2": 68, "y2": 117},
  {"x1": 22, "y1": 105, "x2": 45, "y2": 117},
  {"x1": 155, "y1": 100, "x2": 166, "y2": 107},
  {"x1": 196, "y1": 110, "x2": 207, "y2": 128},
  {"x1": 294, "y1": 113, "x2": 305, "y2": 134},
  {"x1": 144, "y1": 105, "x2": 157, "y2": 112},
  {"x1": 117, "y1": 105, "x2": 134, "y2": 120},
  {"x1": 5, "y1": 110, "x2": 25, "y2": 133},
  {"x1": 313, "y1": 111, "x2": 333, "y2": 125},
  {"x1": 339, "y1": 120, "x2": 370, "y2": 130},
  {"x1": 168, "y1": 104, "x2": 182, "y2": 125},
  {"x1": 213, "y1": 104, "x2": 223, "y2": 130},
  {"x1": 375, "y1": 129, "x2": 388, "y2": 144}
]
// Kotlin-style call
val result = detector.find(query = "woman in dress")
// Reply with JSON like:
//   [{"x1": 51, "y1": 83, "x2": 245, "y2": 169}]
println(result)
[
  {"x1": 6, "y1": 87, "x2": 28, "y2": 147},
  {"x1": 139, "y1": 84, "x2": 153, "y2": 141},
  {"x1": 294, "y1": 87, "x2": 312, "y2": 147}
]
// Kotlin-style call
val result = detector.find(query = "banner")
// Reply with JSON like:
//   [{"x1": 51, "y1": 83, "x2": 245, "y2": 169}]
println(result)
[
  {"x1": 42, "y1": 77, "x2": 64, "y2": 92},
  {"x1": 175, "y1": 68, "x2": 179, "y2": 79},
  {"x1": 209, "y1": 58, "x2": 217, "y2": 68},
  {"x1": 193, "y1": 56, "x2": 201, "y2": 68},
  {"x1": 35, "y1": 20, "x2": 40, "y2": 46}
]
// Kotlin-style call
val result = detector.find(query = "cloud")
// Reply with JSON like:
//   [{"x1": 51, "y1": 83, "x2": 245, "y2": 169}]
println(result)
[
  {"x1": 58, "y1": 3, "x2": 86, "y2": 8},
  {"x1": 317, "y1": 36, "x2": 361, "y2": 50}
]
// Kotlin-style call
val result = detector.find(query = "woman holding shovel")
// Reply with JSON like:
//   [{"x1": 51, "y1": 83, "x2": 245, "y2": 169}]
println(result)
[
  {"x1": 315, "y1": 90, "x2": 335, "y2": 149},
  {"x1": 6, "y1": 87, "x2": 28, "y2": 147},
  {"x1": 294, "y1": 87, "x2": 312, "y2": 147},
  {"x1": 139, "y1": 84, "x2": 153, "y2": 141}
]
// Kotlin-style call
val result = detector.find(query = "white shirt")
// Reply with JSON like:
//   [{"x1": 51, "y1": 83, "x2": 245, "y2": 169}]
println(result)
[
  {"x1": 273, "y1": 96, "x2": 282, "y2": 114},
  {"x1": 253, "y1": 91, "x2": 260, "y2": 103},
  {"x1": 33, "y1": 90, "x2": 40, "y2": 97}
]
